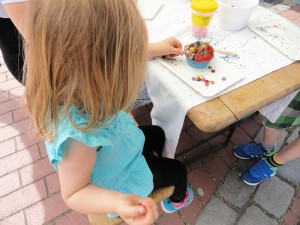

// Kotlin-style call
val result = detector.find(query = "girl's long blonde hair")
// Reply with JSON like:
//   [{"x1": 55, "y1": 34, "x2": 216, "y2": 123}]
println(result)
[{"x1": 24, "y1": 0, "x2": 148, "y2": 142}]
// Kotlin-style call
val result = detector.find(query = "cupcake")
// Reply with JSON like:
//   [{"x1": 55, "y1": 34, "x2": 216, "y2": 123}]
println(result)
[{"x1": 184, "y1": 41, "x2": 214, "y2": 69}]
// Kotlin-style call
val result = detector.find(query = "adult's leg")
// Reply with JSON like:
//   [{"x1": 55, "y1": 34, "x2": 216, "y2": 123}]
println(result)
[
  {"x1": 263, "y1": 90, "x2": 300, "y2": 150},
  {"x1": 0, "y1": 18, "x2": 24, "y2": 83},
  {"x1": 262, "y1": 126, "x2": 283, "y2": 150},
  {"x1": 139, "y1": 125, "x2": 187, "y2": 202},
  {"x1": 241, "y1": 92, "x2": 300, "y2": 185}
]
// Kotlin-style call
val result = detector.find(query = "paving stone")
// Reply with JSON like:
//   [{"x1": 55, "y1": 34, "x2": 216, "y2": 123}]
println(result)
[
  {"x1": 204, "y1": 157, "x2": 229, "y2": 184},
  {"x1": 286, "y1": 127, "x2": 300, "y2": 144},
  {"x1": 218, "y1": 171, "x2": 256, "y2": 208},
  {"x1": 293, "y1": 16, "x2": 300, "y2": 26},
  {"x1": 275, "y1": 127, "x2": 300, "y2": 184},
  {"x1": 280, "y1": 9, "x2": 300, "y2": 20},
  {"x1": 283, "y1": 0, "x2": 297, "y2": 7},
  {"x1": 254, "y1": 176, "x2": 294, "y2": 217},
  {"x1": 218, "y1": 143, "x2": 237, "y2": 168},
  {"x1": 239, "y1": 117, "x2": 261, "y2": 138},
  {"x1": 281, "y1": 212, "x2": 299, "y2": 225},
  {"x1": 188, "y1": 167, "x2": 217, "y2": 205},
  {"x1": 253, "y1": 113, "x2": 264, "y2": 126},
  {"x1": 157, "y1": 212, "x2": 185, "y2": 225},
  {"x1": 254, "y1": 127, "x2": 264, "y2": 144},
  {"x1": 180, "y1": 197, "x2": 204, "y2": 224},
  {"x1": 231, "y1": 127, "x2": 252, "y2": 146},
  {"x1": 236, "y1": 158, "x2": 258, "y2": 171},
  {"x1": 269, "y1": 3, "x2": 291, "y2": 13},
  {"x1": 195, "y1": 197, "x2": 237, "y2": 225},
  {"x1": 237, "y1": 205, "x2": 279, "y2": 225},
  {"x1": 277, "y1": 157, "x2": 300, "y2": 184}
]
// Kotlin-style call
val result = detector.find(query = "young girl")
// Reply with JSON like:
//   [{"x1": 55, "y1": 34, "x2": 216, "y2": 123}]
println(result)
[{"x1": 24, "y1": 0, "x2": 193, "y2": 224}]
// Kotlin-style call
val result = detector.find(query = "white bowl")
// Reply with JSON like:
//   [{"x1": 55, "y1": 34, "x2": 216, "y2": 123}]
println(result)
[{"x1": 218, "y1": 0, "x2": 259, "y2": 31}]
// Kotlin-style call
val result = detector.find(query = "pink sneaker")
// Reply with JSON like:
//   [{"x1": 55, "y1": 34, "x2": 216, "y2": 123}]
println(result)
[{"x1": 160, "y1": 186, "x2": 194, "y2": 213}]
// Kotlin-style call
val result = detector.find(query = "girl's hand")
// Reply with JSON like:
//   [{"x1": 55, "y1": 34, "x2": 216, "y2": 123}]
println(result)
[
  {"x1": 116, "y1": 195, "x2": 158, "y2": 225},
  {"x1": 149, "y1": 37, "x2": 184, "y2": 59}
]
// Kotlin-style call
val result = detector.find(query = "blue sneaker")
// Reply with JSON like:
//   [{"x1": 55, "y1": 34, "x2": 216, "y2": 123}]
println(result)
[
  {"x1": 241, "y1": 158, "x2": 277, "y2": 185},
  {"x1": 161, "y1": 186, "x2": 194, "y2": 213},
  {"x1": 234, "y1": 143, "x2": 276, "y2": 159}
]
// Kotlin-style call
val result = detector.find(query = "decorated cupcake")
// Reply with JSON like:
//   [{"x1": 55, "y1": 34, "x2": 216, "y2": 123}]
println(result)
[{"x1": 184, "y1": 41, "x2": 214, "y2": 69}]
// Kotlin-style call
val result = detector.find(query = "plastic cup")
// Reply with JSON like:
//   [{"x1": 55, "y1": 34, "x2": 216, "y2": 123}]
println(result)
[
  {"x1": 191, "y1": 0, "x2": 218, "y2": 38},
  {"x1": 218, "y1": 0, "x2": 259, "y2": 31}
]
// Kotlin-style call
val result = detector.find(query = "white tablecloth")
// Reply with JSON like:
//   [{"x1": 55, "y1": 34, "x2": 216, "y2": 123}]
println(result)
[{"x1": 144, "y1": 1, "x2": 295, "y2": 158}]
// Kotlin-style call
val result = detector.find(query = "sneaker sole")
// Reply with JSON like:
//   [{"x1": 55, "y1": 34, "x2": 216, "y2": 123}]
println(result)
[
  {"x1": 242, "y1": 172, "x2": 276, "y2": 186},
  {"x1": 233, "y1": 151, "x2": 252, "y2": 160},
  {"x1": 160, "y1": 187, "x2": 194, "y2": 213},
  {"x1": 242, "y1": 179, "x2": 262, "y2": 186},
  {"x1": 160, "y1": 201, "x2": 176, "y2": 213},
  {"x1": 233, "y1": 148, "x2": 264, "y2": 159},
  {"x1": 233, "y1": 145, "x2": 276, "y2": 160}
]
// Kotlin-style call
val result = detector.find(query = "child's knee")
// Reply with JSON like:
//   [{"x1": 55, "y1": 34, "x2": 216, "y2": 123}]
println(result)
[{"x1": 152, "y1": 125, "x2": 165, "y2": 137}]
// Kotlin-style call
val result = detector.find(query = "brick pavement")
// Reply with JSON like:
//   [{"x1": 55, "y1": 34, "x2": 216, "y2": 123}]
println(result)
[{"x1": 1, "y1": 0, "x2": 300, "y2": 224}]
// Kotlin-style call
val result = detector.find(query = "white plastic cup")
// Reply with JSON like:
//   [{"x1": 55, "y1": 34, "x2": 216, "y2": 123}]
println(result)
[
  {"x1": 190, "y1": 0, "x2": 218, "y2": 37},
  {"x1": 191, "y1": 10, "x2": 215, "y2": 38},
  {"x1": 218, "y1": 0, "x2": 259, "y2": 31}
]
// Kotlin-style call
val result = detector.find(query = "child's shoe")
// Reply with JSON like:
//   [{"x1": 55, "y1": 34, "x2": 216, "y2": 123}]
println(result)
[
  {"x1": 234, "y1": 143, "x2": 276, "y2": 159},
  {"x1": 161, "y1": 186, "x2": 194, "y2": 213},
  {"x1": 241, "y1": 158, "x2": 277, "y2": 186}
]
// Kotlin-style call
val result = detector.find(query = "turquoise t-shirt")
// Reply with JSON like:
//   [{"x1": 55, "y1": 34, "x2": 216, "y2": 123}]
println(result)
[{"x1": 45, "y1": 107, "x2": 154, "y2": 200}]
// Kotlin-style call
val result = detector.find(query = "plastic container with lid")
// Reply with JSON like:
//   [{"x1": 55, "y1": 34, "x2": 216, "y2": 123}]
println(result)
[{"x1": 191, "y1": 0, "x2": 218, "y2": 38}]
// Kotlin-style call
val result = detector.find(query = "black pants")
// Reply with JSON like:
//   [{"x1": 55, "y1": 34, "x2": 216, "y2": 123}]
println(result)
[
  {"x1": 0, "y1": 18, "x2": 24, "y2": 83},
  {"x1": 139, "y1": 125, "x2": 187, "y2": 202}
]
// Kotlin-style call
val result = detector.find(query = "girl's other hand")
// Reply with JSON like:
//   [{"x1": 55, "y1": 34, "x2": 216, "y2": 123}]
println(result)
[
  {"x1": 149, "y1": 37, "x2": 184, "y2": 59},
  {"x1": 117, "y1": 195, "x2": 158, "y2": 225}
]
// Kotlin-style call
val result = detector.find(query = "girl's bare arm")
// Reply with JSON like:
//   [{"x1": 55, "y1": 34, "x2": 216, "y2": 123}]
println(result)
[
  {"x1": 58, "y1": 138, "x2": 158, "y2": 225},
  {"x1": 148, "y1": 37, "x2": 183, "y2": 59}
]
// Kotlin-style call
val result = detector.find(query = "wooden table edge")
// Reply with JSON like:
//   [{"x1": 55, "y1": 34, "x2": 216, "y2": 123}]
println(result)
[{"x1": 187, "y1": 61, "x2": 300, "y2": 133}]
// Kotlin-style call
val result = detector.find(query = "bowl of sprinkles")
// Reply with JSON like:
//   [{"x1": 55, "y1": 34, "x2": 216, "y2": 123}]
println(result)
[{"x1": 184, "y1": 41, "x2": 214, "y2": 69}]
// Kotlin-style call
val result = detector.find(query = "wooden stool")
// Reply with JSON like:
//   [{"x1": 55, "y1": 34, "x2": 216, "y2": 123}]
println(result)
[{"x1": 88, "y1": 186, "x2": 175, "y2": 225}]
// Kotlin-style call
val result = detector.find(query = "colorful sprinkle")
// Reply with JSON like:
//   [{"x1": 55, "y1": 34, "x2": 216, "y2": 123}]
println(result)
[
  {"x1": 208, "y1": 66, "x2": 212, "y2": 69},
  {"x1": 191, "y1": 26, "x2": 208, "y2": 38},
  {"x1": 191, "y1": 75, "x2": 215, "y2": 86},
  {"x1": 222, "y1": 77, "x2": 226, "y2": 81},
  {"x1": 211, "y1": 69, "x2": 215, "y2": 73}
]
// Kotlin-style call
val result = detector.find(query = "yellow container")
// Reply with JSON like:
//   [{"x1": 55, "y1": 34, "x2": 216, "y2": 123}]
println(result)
[{"x1": 191, "y1": 0, "x2": 218, "y2": 27}]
